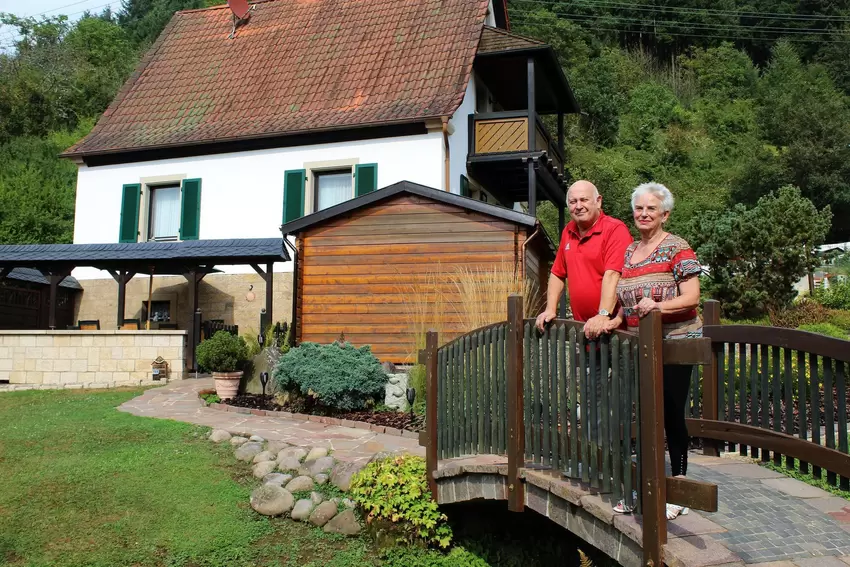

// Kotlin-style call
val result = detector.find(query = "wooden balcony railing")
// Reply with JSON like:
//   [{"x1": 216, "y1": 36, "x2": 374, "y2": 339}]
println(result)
[{"x1": 469, "y1": 111, "x2": 563, "y2": 175}]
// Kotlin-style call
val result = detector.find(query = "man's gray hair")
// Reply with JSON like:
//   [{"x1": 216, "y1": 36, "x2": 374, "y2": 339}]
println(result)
[{"x1": 631, "y1": 182, "x2": 675, "y2": 212}]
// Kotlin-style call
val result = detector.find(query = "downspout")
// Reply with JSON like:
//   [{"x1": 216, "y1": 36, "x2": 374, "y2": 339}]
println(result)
[
  {"x1": 442, "y1": 116, "x2": 450, "y2": 192},
  {"x1": 283, "y1": 234, "x2": 298, "y2": 346},
  {"x1": 520, "y1": 222, "x2": 541, "y2": 284}
]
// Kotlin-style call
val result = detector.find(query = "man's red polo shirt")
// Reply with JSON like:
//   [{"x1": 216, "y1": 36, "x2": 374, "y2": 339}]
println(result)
[{"x1": 551, "y1": 213, "x2": 633, "y2": 322}]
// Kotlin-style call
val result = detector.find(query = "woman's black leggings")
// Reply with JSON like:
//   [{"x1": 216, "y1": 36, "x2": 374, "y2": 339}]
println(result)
[{"x1": 663, "y1": 364, "x2": 693, "y2": 477}]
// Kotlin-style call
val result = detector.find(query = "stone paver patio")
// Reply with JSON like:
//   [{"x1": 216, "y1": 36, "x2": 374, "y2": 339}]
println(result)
[{"x1": 118, "y1": 379, "x2": 850, "y2": 567}]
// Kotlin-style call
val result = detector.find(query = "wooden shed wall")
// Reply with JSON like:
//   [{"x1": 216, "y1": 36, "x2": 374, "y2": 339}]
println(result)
[{"x1": 296, "y1": 194, "x2": 536, "y2": 363}]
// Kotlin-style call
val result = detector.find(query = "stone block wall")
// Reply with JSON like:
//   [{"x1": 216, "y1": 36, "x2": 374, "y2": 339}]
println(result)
[
  {"x1": 74, "y1": 272, "x2": 294, "y2": 333},
  {"x1": 0, "y1": 330, "x2": 186, "y2": 389}
]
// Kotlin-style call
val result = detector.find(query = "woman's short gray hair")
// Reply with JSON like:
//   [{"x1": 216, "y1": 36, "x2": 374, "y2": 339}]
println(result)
[{"x1": 631, "y1": 182, "x2": 675, "y2": 212}]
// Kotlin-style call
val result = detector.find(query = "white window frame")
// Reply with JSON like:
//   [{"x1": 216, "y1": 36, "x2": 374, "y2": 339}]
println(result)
[
  {"x1": 138, "y1": 174, "x2": 186, "y2": 242},
  {"x1": 303, "y1": 158, "x2": 359, "y2": 214}
]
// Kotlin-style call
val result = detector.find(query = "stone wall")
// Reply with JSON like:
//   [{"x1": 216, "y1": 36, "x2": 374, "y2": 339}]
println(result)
[
  {"x1": 74, "y1": 272, "x2": 294, "y2": 332},
  {"x1": 0, "y1": 330, "x2": 186, "y2": 389}
]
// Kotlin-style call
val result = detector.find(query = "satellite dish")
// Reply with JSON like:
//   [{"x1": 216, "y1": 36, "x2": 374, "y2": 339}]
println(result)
[
  {"x1": 227, "y1": 0, "x2": 251, "y2": 19},
  {"x1": 226, "y1": 0, "x2": 254, "y2": 39}
]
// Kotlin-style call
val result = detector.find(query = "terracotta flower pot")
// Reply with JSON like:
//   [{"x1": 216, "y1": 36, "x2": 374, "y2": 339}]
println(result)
[{"x1": 213, "y1": 371, "x2": 243, "y2": 400}]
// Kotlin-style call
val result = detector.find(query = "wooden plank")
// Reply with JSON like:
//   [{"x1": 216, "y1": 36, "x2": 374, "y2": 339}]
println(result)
[
  {"x1": 308, "y1": 219, "x2": 518, "y2": 238},
  {"x1": 686, "y1": 418, "x2": 850, "y2": 479},
  {"x1": 705, "y1": 325, "x2": 850, "y2": 363},
  {"x1": 569, "y1": 327, "x2": 578, "y2": 478},
  {"x1": 524, "y1": 323, "x2": 532, "y2": 462},
  {"x1": 739, "y1": 343, "x2": 748, "y2": 456},
  {"x1": 727, "y1": 342, "x2": 737, "y2": 453},
  {"x1": 301, "y1": 313, "x2": 474, "y2": 324},
  {"x1": 639, "y1": 310, "x2": 667, "y2": 564},
  {"x1": 601, "y1": 336, "x2": 611, "y2": 493},
  {"x1": 784, "y1": 348, "x2": 794, "y2": 470},
  {"x1": 798, "y1": 350, "x2": 809, "y2": 474},
  {"x1": 666, "y1": 476, "x2": 718, "y2": 513},
  {"x1": 838, "y1": 362, "x2": 849, "y2": 490},
  {"x1": 425, "y1": 331, "x2": 438, "y2": 498},
  {"x1": 506, "y1": 294, "x2": 525, "y2": 512},
  {"x1": 750, "y1": 344, "x2": 760, "y2": 459},
  {"x1": 484, "y1": 328, "x2": 492, "y2": 454},
  {"x1": 773, "y1": 346, "x2": 782, "y2": 466},
  {"x1": 557, "y1": 324, "x2": 567, "y2": 474},
  {"x1": 611, "y1": 335, "x2": 622, "y2": 503},
  {"x1": 702, "y1": 301, "x2": 721, "y2": 456},
  {"x1": 538, "y1": 327, "x2": 547, "y2": 465},
  {"x1": 303, "y1": 241, "x2": 516, "y2": 256},
  {"x1": 811, "y1": 353, "x2": 822, "y2": 479},
  {"x1": 760, "y1": 344, "x2": 770, "y2": 462},
  {"x1": 589, "y1": 340, "x2": 599, "y2": 489},
  {"x1": 304, "y1": 232, "x2": 515, "y2": 246},
  {"x1": 307, "y1": 252, "x2": 513, "y2": 266},
  {"x1": 825, "y1": 357, "x2": 837, "y2": 486},
  {"x1": 437, "y1": 347, "x2": 446, "y2": 460},
  {"x1": 312, "y1": 210, "x2": 509, "y2": 229},
  {"x1": 304, "y1": 262, "x2": 519, "y2": 276}
]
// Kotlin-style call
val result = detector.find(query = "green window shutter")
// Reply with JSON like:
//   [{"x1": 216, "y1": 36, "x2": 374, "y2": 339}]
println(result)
[
  {"x1": 179, "y1": 178, "x2": 202, "y2": 241},
  {"x1": 354, "y1": 163, "x2": 378, "y2": 197},
  {"x1": 460, "y1": 174, "x2": 470, "y2": 197},
  {"x1": 283, "y1": 169, "x2": 306, "y2": 224},
  {"x1": 118, "y1": 183, "x2": 141, "y2": 243}
]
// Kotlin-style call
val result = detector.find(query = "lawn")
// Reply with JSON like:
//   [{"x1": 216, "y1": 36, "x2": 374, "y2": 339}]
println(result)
[
  {"x1": 0, "y1": 388, "x2": 611, "y2": 567},
  {"x1": 0, "y1": 388, "x2": 375, "y2": 567}
]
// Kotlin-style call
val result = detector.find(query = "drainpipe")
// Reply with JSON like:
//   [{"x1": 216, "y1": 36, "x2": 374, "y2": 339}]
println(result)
[
  {"x1": 283, "y1": 234, "x2": 298, "y2": 346},
  {"x1": 442, "y1": 116, "x2": 450, "y2": 192},
  {"x1": 520, "y1": 222, "x2": 541, "y2": 283}
]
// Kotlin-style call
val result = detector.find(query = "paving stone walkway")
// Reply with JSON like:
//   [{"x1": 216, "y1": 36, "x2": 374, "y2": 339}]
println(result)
[
  {"x1": 118, "y1": 378, "x2": 423, "y2": 464},
  {"x1": 120, "y1": 379, "x2": 850, "y2": 567}
]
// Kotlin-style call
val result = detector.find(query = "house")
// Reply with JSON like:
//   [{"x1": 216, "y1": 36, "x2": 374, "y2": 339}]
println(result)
[{"x1": 0, "y1": 0, "x2": 577, "y2": 367}]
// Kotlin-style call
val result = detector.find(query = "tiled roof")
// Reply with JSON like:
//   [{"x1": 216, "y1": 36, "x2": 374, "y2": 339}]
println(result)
[
  {"x1": 0, "y1": 238, "x2": 289, "y2": 268},
  {"x1": 4, "y1": 268, "x2": 82, "y2": 290},
  {"x1": 477, "y1": 26, "x2": 544, "y2": 55},
  {"x1": 63, "y1": 0, "x2": 490, "y2": 158}
]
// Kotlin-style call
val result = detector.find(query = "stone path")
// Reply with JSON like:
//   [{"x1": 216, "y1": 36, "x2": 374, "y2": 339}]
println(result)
[
  {"x1": 118, "y1": 378, "x2": 423, "y2": 464},
  {"x1": 686, "y1": 452, "x2": 850, "y2": 566},
  {"x1": 119, "y1": 380, "x2": 850, "y2": 566}
]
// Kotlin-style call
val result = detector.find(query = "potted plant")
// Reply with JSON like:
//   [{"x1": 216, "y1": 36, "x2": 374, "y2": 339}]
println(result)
[{"x1": 196, "y1": 330, "x2": 249, "y2": 400}]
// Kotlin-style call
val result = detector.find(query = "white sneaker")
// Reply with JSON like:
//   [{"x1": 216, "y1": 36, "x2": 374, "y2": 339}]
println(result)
[{"x1": 666, "y1": 503, "x2": 689, "y2": 520}]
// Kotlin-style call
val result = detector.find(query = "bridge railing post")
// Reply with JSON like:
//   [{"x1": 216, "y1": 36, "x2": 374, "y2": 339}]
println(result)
[
  {"x1": 702, "y1": 300, "x2": 721, "y2": 457},
  {"x1": 424, "y1": 330, "x2": 439, "y2": 500},
  {"x1": 506, "y1": 294, "x2": 525, "y2": 512},
  {"x1": 639, "y1": 310, "x2": 667, "y2": 565}
]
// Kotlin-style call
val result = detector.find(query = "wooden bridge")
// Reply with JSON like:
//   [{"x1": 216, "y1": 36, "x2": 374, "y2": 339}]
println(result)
[{"x1": 419, "y1": 297, "x2": 850, "y2": 567}]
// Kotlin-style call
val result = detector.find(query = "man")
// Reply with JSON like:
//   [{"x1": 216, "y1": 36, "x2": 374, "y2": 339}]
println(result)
[{"x1": 535, "y1": 180, "x2": 632, "y2": 338}]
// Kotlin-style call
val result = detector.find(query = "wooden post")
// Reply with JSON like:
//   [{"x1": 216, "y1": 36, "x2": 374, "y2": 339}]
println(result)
[
  {"x1": 703, "y1": 300, "x2": 721, "y2": 457},
  {"x1": 47, "y1": 275, "x2": 60, "y2": 330},
  {"x1": 425, "y1": 330, "x2": 439, "y2": 499},
  {"x1": 506, "y1": 294, "x2": 526, "y2": 512},
  {"x1": 558, "y1": 206, "x2": 566, "y2": 319},
  {"x1": 526, "y1": 56, "x2": 537, "y2": 217},
  {"x1": 265, "y1": 262, "x2": 274, "y2": 326},
  {"x1": 184, "y1": 270, "x2": 205, "y2": 371},
  {"x1": 639, "y1": 310, "x2": 667, "y2": 565}
]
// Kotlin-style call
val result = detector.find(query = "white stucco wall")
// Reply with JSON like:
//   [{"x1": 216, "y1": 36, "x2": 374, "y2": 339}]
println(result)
[
  {"x1": 447, "y1": 76, "x2": 476, "y2": 196},
  {"x1": 72, "y1": 133, "x2": 443, "y2": 279}
]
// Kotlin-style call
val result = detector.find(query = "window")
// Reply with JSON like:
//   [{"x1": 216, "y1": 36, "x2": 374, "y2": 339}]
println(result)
[
  {"x1": 148, "y1": 184, "x2": 181, "y2": 240},
  {"x1": 315, "y1": 170, "x2": 353, "y2": 211},
  {"x1": 142, "y1": 300, "x2": 172, "y2": 323}
]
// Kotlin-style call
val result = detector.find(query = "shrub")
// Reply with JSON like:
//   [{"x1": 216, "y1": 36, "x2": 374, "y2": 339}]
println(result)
[
  {"x1": 408, "y1": 364, "x2": 426, "y2": 416},
  {"x1": 196, "y1": 331, "x2": 249, "y2": 373},
  {"x1": 816, "y1": 280, "x2": 850, "y2": 310},
  {"x1": 272, "y1": 341, "x2": 387, "y2": 411},
  {"x1": 797, "y1": 323, "x2": 848, "y2": 339},
  {"x1": 350, "y1": 455, "x2": 452, "y2": 548},
  {"x1": 768, "y1": 299, "x2": 832, "y2": 328},
  {"x1": 379, "y1": 547, "x2": 488, "y2": 567}
]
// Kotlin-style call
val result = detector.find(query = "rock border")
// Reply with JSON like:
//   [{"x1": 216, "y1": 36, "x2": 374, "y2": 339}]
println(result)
[{"x1": 197, "y1": 389, "x2": 421, "y2": 440}]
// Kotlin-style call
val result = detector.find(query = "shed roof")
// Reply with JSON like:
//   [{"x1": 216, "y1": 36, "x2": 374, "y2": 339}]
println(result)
[
  {"x1": 477, "y1": 26, "x2": 545, "y2": 55},
  {"x1": 280, "y1": 180, "x2": 539, "y2": 235},
  {"x1": 0, "y1": 238, "x2": 289, "y2": 273},
  {"x1": 3, "y1": 268, "x2": 82, "y2": 290},
  {"x1": 62, "y1": 0, "x2": 490, "y2": 158}
]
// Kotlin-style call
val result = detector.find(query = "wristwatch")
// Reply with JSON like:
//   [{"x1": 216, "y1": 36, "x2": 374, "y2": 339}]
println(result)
[{"x1": 598, "y1": 309, "x2": 611, "y2": 318}]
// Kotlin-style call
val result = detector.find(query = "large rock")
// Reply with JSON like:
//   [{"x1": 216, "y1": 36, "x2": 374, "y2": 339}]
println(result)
[
  {"x1": 291, "y1": 499, "x2": 314, "y2": 521},
  {"x1": 309, "y1": 501, "x2": 339, "y2": 527},
  {"x1": 278, "y1": 457, "x2": 302, "y2": 472},
  {"x1": 249, "y1": 435, "x2": 265, "y2": 443},
  {"x1": 277, "y1": 447, "x2": 308, "y2": 462},
  {"x1": 266, "y1": 440, "x2": 290, "y2": 454},
  {"x1": 230, "y1": 436, "x2": 249, "y2": 447},
  {"x1": 323, "y1": 509, "x2": 361, "y2": 535},
  {"x1": 253, "y1": 451, "x2": 276, "y2": 463},
  {"x1": 250, "y1": 485, "x2": 294, "y2": 516},
  {"x1": 263, "y1": 473, "x2": 293, "y2": 486},
  {"x1": 234, "y1": 442, "x2": 264, "y2": 461},
  {"x1": 311, "y1": 491, "x2": 324, "y2": 505},
  {"x1": 209, "y1": 429, "x2": 232, "y2": 442},
  {"x1": 314, "y1": 473, "x2": 328, "y2": 486},
  {"x1": 304, "y1": 447, "x2": 329, "y2": 461},
  {"x1": 384, "y1": 373, "x2": 409, "y2": 411},
  {"x1": 304, "y1": 456, "x2": 335, "y2": 476},
  {"x1": 331, "y1": 461, "x2": 367, "y2": 491},
  {"x1": 285, "y1": 475, "x2": 315, "y2": 492},
  {"x1": 253, "y1": 461, "x2": 278, "y2": 478}
]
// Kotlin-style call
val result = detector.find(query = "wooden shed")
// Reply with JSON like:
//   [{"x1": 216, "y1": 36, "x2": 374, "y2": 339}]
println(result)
[{"x1": 280, "y1": 181, "x2": 555, "y2": 364}]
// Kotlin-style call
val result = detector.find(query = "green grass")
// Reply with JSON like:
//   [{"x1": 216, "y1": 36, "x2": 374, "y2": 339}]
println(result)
[
  {"x1": 761, "y1": 456, "x2": 850, "y2": 500},
  {"x1": 0, "y1": 388, "x2": 375, "y2": 567}
]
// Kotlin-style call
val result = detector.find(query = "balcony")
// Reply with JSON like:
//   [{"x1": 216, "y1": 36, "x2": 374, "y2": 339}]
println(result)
[
  {"x1": 470, "y1": 111, "x2": 564, "y2": 175},
  {"x1": 466, "y1": 111, "x2": 566, "y2": 209}
]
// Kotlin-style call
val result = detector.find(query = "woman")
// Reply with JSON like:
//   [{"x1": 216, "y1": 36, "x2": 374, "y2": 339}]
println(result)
[{"x1": 608, "y1": 182, "x2": 702, "y2": 520}]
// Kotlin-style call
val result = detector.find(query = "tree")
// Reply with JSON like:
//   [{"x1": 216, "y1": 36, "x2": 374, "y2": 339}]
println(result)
[{"x1": 688, "y1": 186, "x2": 832, "y2": 318}]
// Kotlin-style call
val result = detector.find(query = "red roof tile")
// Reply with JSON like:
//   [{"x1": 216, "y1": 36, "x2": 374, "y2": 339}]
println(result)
[{"x1": 64, "y1": 0, "x2": 490, "y2": 157}]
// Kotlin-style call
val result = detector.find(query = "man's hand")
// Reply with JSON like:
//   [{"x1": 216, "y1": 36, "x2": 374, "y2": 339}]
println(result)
[
  {"x1": 583, "y1": 314, "x2": 612, "y2": 339},
  {"x1": 602, "y1": 315, "x2": 623, "y2": 333},
  {"x1": 535, "y1": 309, "x2": 557, "y2": 331}
]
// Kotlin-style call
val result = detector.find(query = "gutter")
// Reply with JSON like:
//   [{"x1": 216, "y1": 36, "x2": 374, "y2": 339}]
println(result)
[
  {"x1": 442, "y1": 116, "x2": 451, "y2": 192},
  {"x1": 519, "y1": 222, "x2": 541, "y2": 283}
]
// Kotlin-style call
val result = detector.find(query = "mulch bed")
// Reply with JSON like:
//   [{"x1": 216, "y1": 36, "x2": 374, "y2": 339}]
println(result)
[{"x1": 220, "y1": 393, "x2": 424, "y2": 432}]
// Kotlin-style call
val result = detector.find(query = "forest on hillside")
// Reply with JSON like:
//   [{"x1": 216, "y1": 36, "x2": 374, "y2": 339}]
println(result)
[{"x1": 0, "y1": 0, "x2": 848, "y2": 315}]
